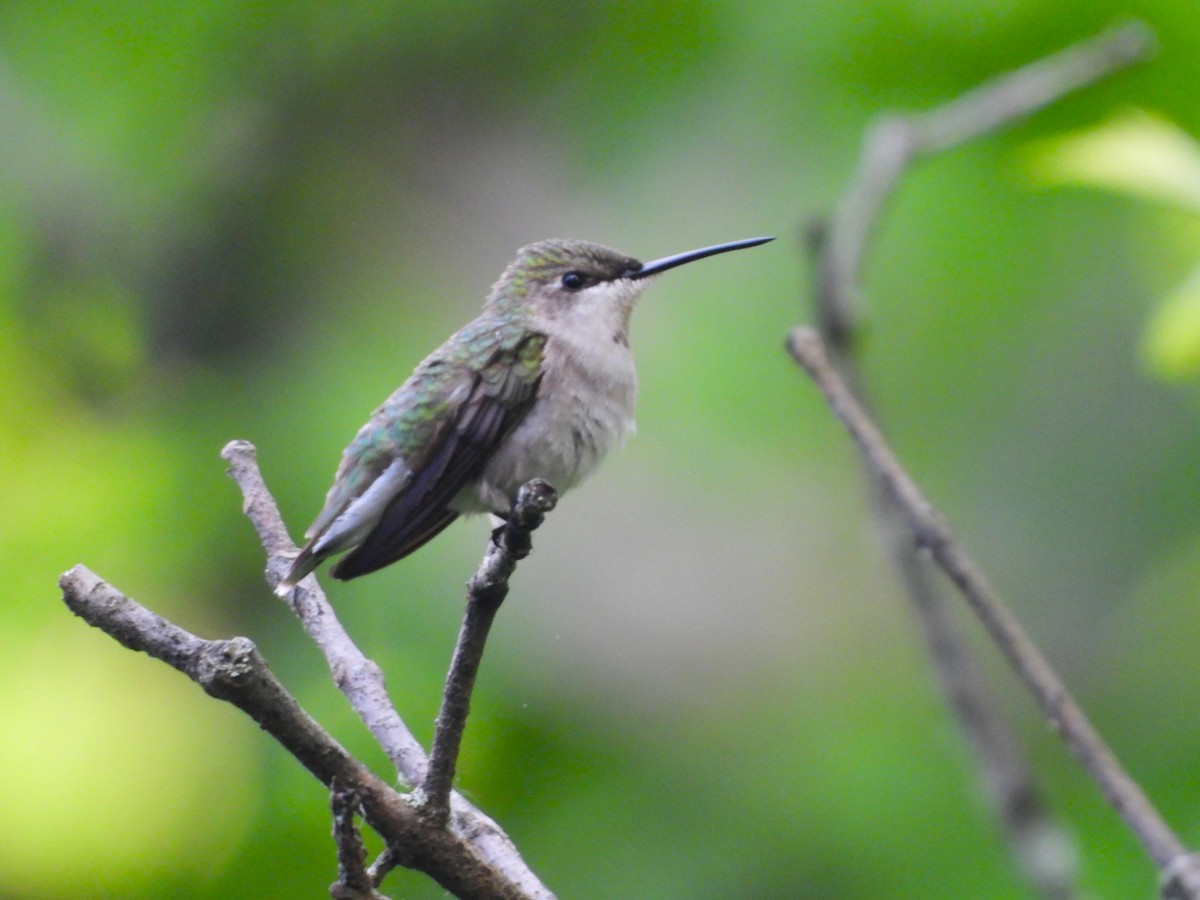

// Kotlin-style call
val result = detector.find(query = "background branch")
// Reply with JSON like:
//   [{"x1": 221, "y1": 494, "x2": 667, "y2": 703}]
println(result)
[
  {"x1": 806, "y1": 23, "x2": 1155, "y2": 897},
  {"x1": 788, "y1": 328, "x2": 1200, "y2": 899}
]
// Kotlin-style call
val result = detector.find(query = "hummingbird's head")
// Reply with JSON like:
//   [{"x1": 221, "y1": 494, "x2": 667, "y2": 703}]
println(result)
[
  {"x1": 488, "y1": 239, "x2": 646, "y2": 342},
  {"x1": 487, "y1": 236, "x2": 774, "y2": 343}
]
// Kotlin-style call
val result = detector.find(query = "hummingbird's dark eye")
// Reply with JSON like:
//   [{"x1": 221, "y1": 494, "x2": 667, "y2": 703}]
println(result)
[{"x1": 561, "y1": 271, "x2": 586, "y2": 291}]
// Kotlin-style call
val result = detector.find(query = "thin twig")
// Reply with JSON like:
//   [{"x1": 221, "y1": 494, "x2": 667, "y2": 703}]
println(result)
[
  {"x1": 331, "y1": 781, "x2": 391, "y2": 900},
  {"x1": 222, "y1": 440, "x2": 428, "y2": 784},
  {"x1": 787, "y1": 327, "x2": 1200, "y2": 897},
  {"x1": 368, "y1": 848, "x2": 398, "y2": 889},
  {"x1": 421, "y1": 480, "x2": 559, "y2": 822}
]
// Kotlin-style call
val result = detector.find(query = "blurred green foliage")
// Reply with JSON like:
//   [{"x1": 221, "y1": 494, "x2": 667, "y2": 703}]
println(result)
[
  {"x1": 5, "y1": 2, "x2": 1200, "y2": 897},
  {"x1": 1028, "y1": 109, "x2": 1200, "y2": 379}
]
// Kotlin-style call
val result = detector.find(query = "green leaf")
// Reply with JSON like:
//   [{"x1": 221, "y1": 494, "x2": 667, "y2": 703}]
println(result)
[
  {"x1": 1025, "y1": 109, "x2": 1200, "y2": 213},
  {"x1": 1141, "y1": 262, "x2": 1200, "y2": 380}
]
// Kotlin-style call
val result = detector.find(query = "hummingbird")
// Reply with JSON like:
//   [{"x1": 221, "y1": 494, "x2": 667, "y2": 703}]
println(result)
[{"x1": 277, "y1": 235, "x2": 773, "y2": 594}]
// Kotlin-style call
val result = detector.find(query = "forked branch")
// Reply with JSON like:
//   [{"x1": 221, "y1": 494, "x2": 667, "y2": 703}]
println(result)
[{"x1": 60, "y1": 443, "x2": 556, "y2": 900}]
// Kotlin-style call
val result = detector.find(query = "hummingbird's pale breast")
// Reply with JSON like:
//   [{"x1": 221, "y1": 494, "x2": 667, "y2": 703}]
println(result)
[{"x1": 463, "y1": 295, "x2": 640, "y2": 513}]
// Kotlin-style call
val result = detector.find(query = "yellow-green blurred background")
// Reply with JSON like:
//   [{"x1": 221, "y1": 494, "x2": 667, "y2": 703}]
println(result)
[{"x1": 6, "y1": 2, "x2": 1200, "y2": 897}]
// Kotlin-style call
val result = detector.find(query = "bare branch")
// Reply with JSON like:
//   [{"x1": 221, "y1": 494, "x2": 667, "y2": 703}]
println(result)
[
  {"x1": 58, "y1": 564, "x2": 551, "y2": 898},
  {"x1": 219, "y1": 440, "x2": 555, "y2": 898},
  {"x1": 1163, "y1": 855, "x2": 1200, "y2": 900},
  {"x1": 59, "y1": 564, "x2": 554, "y2": 898},
  {"x1": 60, "y1": 564, "x2": 361, "y2": 784},
  {"x1": 421, "y1": 479, "x2": 559, "y2": 822},
  {"x1": 222, "y1": 439, "x2": 428, "y2": 784},
  {"x1": 787, "y1": 327, "x2": 1198, "y2": 895},
  {"x1": 330, "y1": 781, "x2": 391, "y2": 900},
  {"x1": 368, "y1": 848, "x2": 399, "y2": 889},
  {"x1": 901, "y1": 541, "x2": 1077, "y2": 898},
  {"x1": 804, "y1": 24, "x2": 1158, "y2": 895},
  {"x1": 816, "y1": 196, "x2": 1077, "y2": 897}
]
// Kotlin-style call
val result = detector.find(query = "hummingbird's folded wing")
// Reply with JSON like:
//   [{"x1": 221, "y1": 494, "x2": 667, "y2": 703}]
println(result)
[
  {"x1": 328, "y1": 330, "x2": 546, "y2": 580},
  {"x1": 278, "y1": 323, "x2": 545, "y2": 590}
]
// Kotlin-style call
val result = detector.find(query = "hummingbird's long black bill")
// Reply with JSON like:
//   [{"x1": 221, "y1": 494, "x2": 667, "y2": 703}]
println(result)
[{"x1": 628, "y1": 236, "x2": 774, "y2": 279}]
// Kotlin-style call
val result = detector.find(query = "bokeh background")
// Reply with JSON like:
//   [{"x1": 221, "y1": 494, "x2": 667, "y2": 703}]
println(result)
[{"x1": 5, "y1": 2, "x2": 1200, "y2": 897}]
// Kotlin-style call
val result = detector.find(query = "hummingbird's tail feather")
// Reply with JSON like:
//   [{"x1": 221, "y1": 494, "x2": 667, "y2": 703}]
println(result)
[
  {"x1": 275, "y1": 544, "x2": 320, "y2": 596},
  {"x1": 330, "y1": 509, "x2": 459, "y2": 581}
]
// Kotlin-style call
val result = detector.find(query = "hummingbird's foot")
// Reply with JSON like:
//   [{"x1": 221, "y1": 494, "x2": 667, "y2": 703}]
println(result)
[
  {"x1": 505, "y1": 480, "x2": 559, "y2": 558},
  {"x1": 513, "y1": 479, "x2": 558, "y2": 525},
  {"x1": 488, "y1": 480, "x2": 558, "y2": 559}
]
